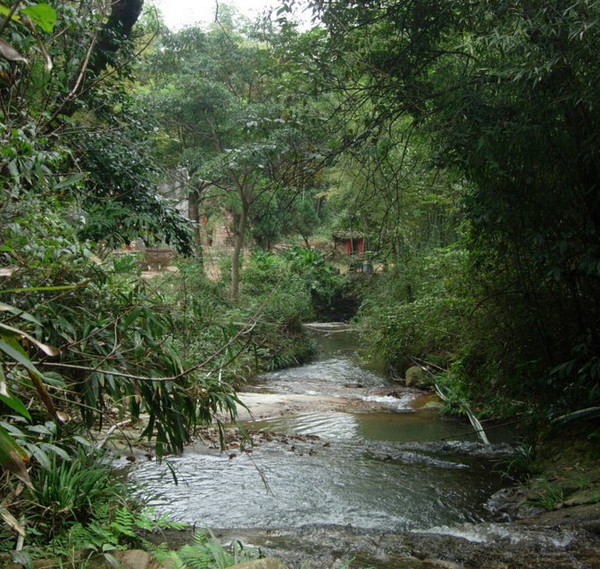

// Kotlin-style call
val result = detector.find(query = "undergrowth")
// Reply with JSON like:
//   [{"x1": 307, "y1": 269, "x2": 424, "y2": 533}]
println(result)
[{"x1": 148, "y1": 528, "x2": 259, "y2": 569}]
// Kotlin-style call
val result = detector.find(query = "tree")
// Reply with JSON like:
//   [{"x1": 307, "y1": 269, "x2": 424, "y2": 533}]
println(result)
[
  {"x1": 0, "y1": 0, "x2": 192, "y2": 253},
  {"x1": 325, "y1": 121, "x2": 464, "y2": 265},
  {"x1": 0, "y1": 0, "x2": 199, "y2": 491},
  {"x1": 301, "y1": 0, "x2": 600, "y2": 414},
  {"x1": 73, "y1": 103, "x2": 193, "y2": 253},
  {"x1": 141, "y1": 17, "x2": 328, "y2": 300}
]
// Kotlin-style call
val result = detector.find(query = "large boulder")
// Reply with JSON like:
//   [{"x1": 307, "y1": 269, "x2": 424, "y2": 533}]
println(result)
[{"x1": 404, "y1": 365, "x2": 433, "y2": 389}]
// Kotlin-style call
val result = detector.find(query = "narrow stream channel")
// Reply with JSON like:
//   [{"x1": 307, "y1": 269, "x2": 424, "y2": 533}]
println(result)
[{"x1": 131, "y1": 324, "x2": 515, "y2": 533}]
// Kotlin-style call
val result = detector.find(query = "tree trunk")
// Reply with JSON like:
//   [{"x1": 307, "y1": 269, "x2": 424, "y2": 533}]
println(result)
[
  {"x1": 188, "y1": 187, "x2": 204, "y2": 270},
  {"x1": 231, "y1": 202, "x2": 247, "y2": 303},
  {"x1": 89, "y1": 0, "x2": 145, "y2": 77}
]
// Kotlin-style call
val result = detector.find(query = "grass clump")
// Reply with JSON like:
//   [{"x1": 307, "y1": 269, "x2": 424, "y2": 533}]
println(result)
[{"x1": 528, "y1": 481, "x2": 566, "y2": 511}]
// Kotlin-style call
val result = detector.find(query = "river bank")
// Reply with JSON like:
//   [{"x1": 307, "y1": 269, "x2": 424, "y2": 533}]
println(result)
[{"x1": 130, "y1": 322, "x2": 600, "y2": 568}]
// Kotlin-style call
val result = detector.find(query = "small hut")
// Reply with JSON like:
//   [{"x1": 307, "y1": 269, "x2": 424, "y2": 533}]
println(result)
[{"x1": 333, "y1": 230, "x2": 366, "y2": 257}]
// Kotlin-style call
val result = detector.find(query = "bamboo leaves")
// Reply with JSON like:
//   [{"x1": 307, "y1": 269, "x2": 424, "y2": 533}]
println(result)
[
  {"x1": 0, "y1": 311, "x2": 52, "y2": 486},
  {"x1": 0, "y1": 424, "x2": 31, "y2": 488}
]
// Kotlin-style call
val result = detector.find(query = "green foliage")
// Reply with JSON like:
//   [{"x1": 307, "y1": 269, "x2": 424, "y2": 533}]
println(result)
[
  {"x1": 359, "y1": 245, "x2": 472, "y2": 372},
  {"x1": 27, "y1": 447, "x2": 124, "y2": 533},
  {"x1": 73, "y1": 109, "x2": 193, "y2": 254},
  {"x1": 152, "y1": 529, "x2": 258, "y2": 569},
  {"x1": 0, "y1": 0, "x2": 202, "y2": 475},
  {"x1": 0, "y1": 0, "x2": 302, "y2": 561},
  {"x1": 4, "y1": 283, "x2": 196, "y2": 454},
  {"x1": 528, "y1": 481, "x2": 566, "y2": 511},
  {"x1": 140, "y1": 19, "x2": 331, "y2": 299},
  {"x1": 0, "y1": 446, "x2": 145, "y2": 561},
  {"x1": 325, "y1": 125, "x2": 464, "y2": 266},
  {"x1": 243, "y1": 249, "x2": 313, "y2": 325},
  {"x1": 20, "y1": 3, "x2": 56, "y2": 33},
  {"x1": 0, "y1": 0, "x2": 191, "y2": 256},
  {"x1": 0, "y1": 122, "x2": 65, "y2": 196},
  {"x1": 501, "y1": 443, "x2": 536, "y2": 482},
  {"x1": 0, "y1": 419, "x2": 70, "y2": 474},
  {"x1": 307, "y1": 0, "x2": 600, "y2": 419},
  {"x1": 1, "y1": 193, "x2": 89, "y2": 271},
  {"x1": 0, "y1": 1, "x2": 56, "y2": 72},
  {"x1": 285, "y1": 246, "x2": 358, "y2": 321},
  {"x1": 152, "y1": 255, "x2": 315, "y2": 385},
  {"x1": 239, "y1": 250, "x2": 315, "y2": 369}
]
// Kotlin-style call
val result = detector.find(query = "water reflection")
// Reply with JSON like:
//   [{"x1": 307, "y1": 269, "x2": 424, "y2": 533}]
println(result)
[{"x1": 246, "y1": 409, "x2": 476, "y2": 444}]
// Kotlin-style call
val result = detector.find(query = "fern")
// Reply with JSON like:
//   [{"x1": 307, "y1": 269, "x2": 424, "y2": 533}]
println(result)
[
  {"x1": 65, "y1": 521, "x2": 117, "y2": 551},
  {"x1": 192, "y1": 530, "x2": 210, "y2": 547},
  {"x1": 135, "y1": 507, "x2": 188, "y2": 532},
  {"x1": 145, "y1": 541, "x2": 172, "y2": 565},
  {"x1": 149, "y1": 529, "x2": 258, "y2": 569},
  {"x1": 111, "y1": 507, "x2": 137, "y2": 538},
  {"x1": 88, "y1": 521, "x2": 121, "y2": 546},
  {"x1": 179, "y1": 544, "x2": 213, "y2": 569},
  {"x1": 166, "y1": 551, "x2": 188, "y2": 569}
]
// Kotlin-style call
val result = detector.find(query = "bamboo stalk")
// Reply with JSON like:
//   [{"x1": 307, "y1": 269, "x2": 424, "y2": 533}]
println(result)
[{"x1": 409, "y1": 357, "x2": 490, "y2": 445}]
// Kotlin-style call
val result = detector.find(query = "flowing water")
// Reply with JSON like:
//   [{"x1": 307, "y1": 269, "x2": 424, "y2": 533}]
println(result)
[{"x1": 132, "y1": 324, "x2": 515, "y2": 532}]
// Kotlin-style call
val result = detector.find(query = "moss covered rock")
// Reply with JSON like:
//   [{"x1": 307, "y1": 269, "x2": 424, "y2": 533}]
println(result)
[{"x1": 405, "y1": 366, "x2": 433, "y2": 389}]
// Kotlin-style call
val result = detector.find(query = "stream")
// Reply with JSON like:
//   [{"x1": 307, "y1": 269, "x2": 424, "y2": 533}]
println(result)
[{"x1": 131, "y1": 324, "x2": 600, "y2": 568}]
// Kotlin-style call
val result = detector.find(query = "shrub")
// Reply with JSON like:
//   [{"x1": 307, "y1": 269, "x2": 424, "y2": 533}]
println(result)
[{"x1": 358, "y1": 245, "x2": 472, "y2": 373}]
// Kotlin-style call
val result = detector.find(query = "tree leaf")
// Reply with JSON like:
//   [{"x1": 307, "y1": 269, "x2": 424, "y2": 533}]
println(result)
[
  {"x1": 0, "y1": 302, "x2": 42, "y2": 327},
  {"x1": 0, "y1": 322, "x2": 60, "y2": 357},
  {"x1": 38, "y1": 442, "x2": 70, "y2": 461},
  {"x1": 26, "y1": 424, "x2": 53, "y2": 436},
  {"x1": 21, "y1": 4, "x2": 57, "y2": 33},
  {"x1": 53, "y1": 172, "x2": 88, "y2": 191},
  {"x1": 0, "y1": 426, "x2": 32, "y2": 488},
  {"x1": 0, "y1": 336, "x2": 43, "y2": 376},
  {"x1": 0, "y1": 5, "x2": 18, "y2": 20},
  {"x1": 0, "y1": 390, "x2": 32, "y2": 421},
  {"x1": 28, "y1": 443, "x2": 51, "y2": 471},
  {"x1": 0, "y1": 506, "x2": 25, "y2": 537}
]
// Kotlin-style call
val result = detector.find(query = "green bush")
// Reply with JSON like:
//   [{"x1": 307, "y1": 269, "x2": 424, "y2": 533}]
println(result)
[
  {"x1": 28, "y1": 446, "x2": 126, "y2": 532},
  {"x1": 4, "y1": 446, "x2": 143, "y2": 561},
  {"x1": 240, "y1": 249, "x2": 288, "y2": 296},
  {"x1": 242, "y1": 249, "x2": 314, "y2": 326},
  {"x1": 284, "y1": 246, "x2": 358, "y2": 320},
  {"x1": 358, "y1": 245, "x2": 472, "y2": 373},
  {"x1": 148, "y1": 254, "x2": 315, "y2": 384}
]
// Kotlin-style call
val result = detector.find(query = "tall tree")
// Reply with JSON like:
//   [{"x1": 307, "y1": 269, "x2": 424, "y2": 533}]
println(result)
[
  {"x1": 0, "y1": 0, "x2": 191, "y2": 252},
  {"x1": 142, "y1": 18, "x2": 327, "y2": 300}
]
